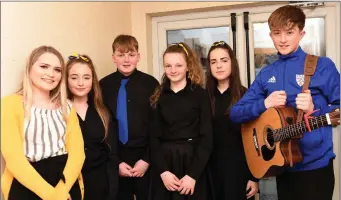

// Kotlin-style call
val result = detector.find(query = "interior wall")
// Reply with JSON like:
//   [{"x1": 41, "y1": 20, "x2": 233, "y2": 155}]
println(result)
[{"x1": 1, "y1": 2, "x2": 131, "y2": 97}]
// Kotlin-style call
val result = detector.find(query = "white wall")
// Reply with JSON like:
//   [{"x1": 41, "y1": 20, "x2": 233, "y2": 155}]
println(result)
[{"x1": 1, "y1": 2, "x2": 132, "y2": 97}]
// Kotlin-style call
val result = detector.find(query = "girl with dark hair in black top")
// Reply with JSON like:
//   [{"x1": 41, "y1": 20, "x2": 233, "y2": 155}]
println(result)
[{"x1": 206, "y1": 41, "x2": 259, "y2": 200}]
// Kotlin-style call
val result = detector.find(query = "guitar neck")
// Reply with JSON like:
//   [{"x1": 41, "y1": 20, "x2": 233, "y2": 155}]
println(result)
[{"x1": 274, "y1": 114, "x2": 330, "y2": 142}]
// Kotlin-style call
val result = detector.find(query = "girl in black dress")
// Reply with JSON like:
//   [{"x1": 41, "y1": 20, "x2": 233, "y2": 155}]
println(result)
[
  {"x1": 149, "y1": 42, "x2": 213, "y2": 200},
  {"x1": 66, "y1": 54, "x2": 118, "y2": 200},
  {"x1": 206, "y1": 41, "x2": 259, "y2": 200}
]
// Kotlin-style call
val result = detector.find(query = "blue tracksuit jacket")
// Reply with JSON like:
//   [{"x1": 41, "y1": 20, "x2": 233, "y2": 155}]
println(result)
[{"x1": 230, "y1": 46, "x2": 340, "y2": 172}]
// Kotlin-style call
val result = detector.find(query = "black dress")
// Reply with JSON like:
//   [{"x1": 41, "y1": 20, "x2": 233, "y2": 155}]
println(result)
[
  {"x1": 149, "y1": 81, "x2": 213, "y2": 200},
  {"x1": 77, "y1": 100, "x2": 118, "y2": 200},
  {"x1": 209, "y1": 87, "x2": 257, "y2": 200}
]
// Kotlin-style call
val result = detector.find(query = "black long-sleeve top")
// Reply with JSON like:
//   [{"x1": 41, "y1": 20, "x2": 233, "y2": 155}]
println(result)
[
  {"x1": 100, "y1": 70, "x2": 159, "y2": 164},
  {"x1": 150, "y1": 81, "x2": 213, "y2": 180},
  {"x1": 77, "y1": 99, "x2": 119, "y2": 199},
  {"x1": 211, "y1": 87, "x2": 258, "y2": 182}
]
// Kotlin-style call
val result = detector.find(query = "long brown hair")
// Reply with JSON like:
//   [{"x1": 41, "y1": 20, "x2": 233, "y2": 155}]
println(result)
[
  {"x1": 16, "y1": 46, "x2": 68, "y2": 120},
  {"x1": 66, "y1": 54, "x2": 110, "y2": 141},
  {"x1": 206, "y1": 41, "x2": 246, "y2": 116},
  {"x1": 150, "y1": 42, "x2": 203, "y2": 107}
]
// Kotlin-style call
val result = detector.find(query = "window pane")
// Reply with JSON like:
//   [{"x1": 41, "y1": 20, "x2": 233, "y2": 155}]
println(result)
[{"x1": 167, "y1": 27, "x2": 230, "y2": 74}]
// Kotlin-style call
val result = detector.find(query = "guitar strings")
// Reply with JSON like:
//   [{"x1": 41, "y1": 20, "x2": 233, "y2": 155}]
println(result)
[{"x1": 265, "y1": 115, "x2": 327, "y2": 142}]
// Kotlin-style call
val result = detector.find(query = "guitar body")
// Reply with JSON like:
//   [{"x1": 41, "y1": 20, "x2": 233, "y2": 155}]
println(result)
[{"x1": 241, "y1": 107, "x2": 303, "y2": 179}]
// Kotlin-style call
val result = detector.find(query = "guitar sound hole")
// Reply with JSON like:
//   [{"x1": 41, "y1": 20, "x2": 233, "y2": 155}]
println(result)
[
  {"x1": 266, "y1": 128, "x2": 275, "y2": 147},
  {"x1": 261, "y1": 145, "x2": 276, "y2": 161},
  {"x1": 262, "y1": 127, "x2": 276, "y2": 161}
]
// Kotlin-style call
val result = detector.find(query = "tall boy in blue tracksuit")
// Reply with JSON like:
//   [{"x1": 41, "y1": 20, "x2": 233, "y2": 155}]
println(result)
[{"x1": 230, "y1": 5, "x2": 340, "y2": 200}]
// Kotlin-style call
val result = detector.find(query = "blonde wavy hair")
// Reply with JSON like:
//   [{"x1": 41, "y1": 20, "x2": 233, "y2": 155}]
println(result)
[
  {"x1": 150, "y1": 42, "x2": 203, "y2": 107},
  {"x1": 16, "y1": 46, "x2": 68, "y2": 120}
]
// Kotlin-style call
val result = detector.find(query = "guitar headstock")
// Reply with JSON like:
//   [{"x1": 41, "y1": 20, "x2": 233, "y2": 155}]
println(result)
[{"x1": 329, "y1": 108, "x2": 340, "y2": 126}]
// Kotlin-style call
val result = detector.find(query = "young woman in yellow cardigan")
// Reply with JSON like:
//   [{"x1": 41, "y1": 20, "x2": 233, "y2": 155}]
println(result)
[{"x1": 1, "y1": 46, "x2": 85, "y2": 200}]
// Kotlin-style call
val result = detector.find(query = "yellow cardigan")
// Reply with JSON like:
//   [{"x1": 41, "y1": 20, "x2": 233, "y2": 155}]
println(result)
[{"x1": 1, "y1": 94, "x2": 85, "y2": 200}]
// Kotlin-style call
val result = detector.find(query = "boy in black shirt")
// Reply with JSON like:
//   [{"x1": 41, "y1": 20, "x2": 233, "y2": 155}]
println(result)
[{"x1": 100, "y1": 34, "x2": 159, "y2": 200}]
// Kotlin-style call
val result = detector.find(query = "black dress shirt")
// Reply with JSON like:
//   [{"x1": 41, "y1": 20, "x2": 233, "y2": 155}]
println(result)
[
  {"x1": 150, "y1": 81, "x2": 213, "y2": 180},
  {"x1": 100, "y1": 69, "x2": 159, "y2": 163}
]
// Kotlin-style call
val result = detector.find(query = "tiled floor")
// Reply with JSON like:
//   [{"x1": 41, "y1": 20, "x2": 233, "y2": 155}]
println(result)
[
  {"x1": 260, "y1": 194, "x2": 278, "y2": 200},
  {"x1": 259, "y1": 177, "x2": 278, "y2": 200}
]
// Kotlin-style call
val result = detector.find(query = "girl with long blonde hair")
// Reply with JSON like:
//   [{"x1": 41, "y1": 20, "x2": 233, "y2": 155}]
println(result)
[{"x1": 1, "y1": 46, "x2": 85, "y2": 200}]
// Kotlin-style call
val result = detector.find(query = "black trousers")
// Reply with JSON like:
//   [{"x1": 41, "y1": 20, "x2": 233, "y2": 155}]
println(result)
[
  {"x1": 8, "y1": 154, "x2": 81, "y2": 200},
  {"x1": 276, "y1": 159, "x2": 334, "y2": 200},
  {"x1": 118, "y1": 170, "x2": 150, "y2": 200},
  {"x1": 118, "y1": 147, "x2": 150, "y2": 200}
]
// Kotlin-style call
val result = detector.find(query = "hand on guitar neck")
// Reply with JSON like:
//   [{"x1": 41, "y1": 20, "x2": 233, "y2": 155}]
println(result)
[
  {"x1": 264, "y1": 90, "x2": 287, "y2": 109},
  {"x1": 296, "y1": 90, "x2": 314, "y2": 113}
]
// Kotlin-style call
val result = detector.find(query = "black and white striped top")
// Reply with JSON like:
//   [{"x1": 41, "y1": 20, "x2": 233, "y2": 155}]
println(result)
[{"x1": 24, "y1": 102, "x2": 72, "y2": 162}]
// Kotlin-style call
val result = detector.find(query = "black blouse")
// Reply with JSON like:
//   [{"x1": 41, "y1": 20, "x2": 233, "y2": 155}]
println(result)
[
  {"x1": 77, "y1": 102, "x2": 119, "y2": 198},
  {"x1": 150, "y1": 81, "x2": 213, "y2": 180},
  {"x1": 211, "y1": 87, "x2": 257, "y2": 182},
  {"x1": 212, "y1": 87, "x2": 243, "y2": 153}
]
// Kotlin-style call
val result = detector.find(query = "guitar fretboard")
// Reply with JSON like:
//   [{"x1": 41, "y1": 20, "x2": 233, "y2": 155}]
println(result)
[{"x1": 273, "y1": 114, "x2": 329, "y2": 142}]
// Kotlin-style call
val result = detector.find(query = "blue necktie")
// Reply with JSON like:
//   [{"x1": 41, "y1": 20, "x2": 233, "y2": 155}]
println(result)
[{"x1": 117, "y1": 79, "x2": 129, "y2": 144}]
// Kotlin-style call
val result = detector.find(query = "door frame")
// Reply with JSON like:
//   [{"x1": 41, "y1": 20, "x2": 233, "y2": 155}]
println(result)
[{"x1": 152, "y1": 2, "x2": 289, "y2": 81}]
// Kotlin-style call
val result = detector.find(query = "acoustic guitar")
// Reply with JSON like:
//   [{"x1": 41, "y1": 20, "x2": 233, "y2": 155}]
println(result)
[{"x1": 241, "y1": 107, "x2": 340, "y2": 179}]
